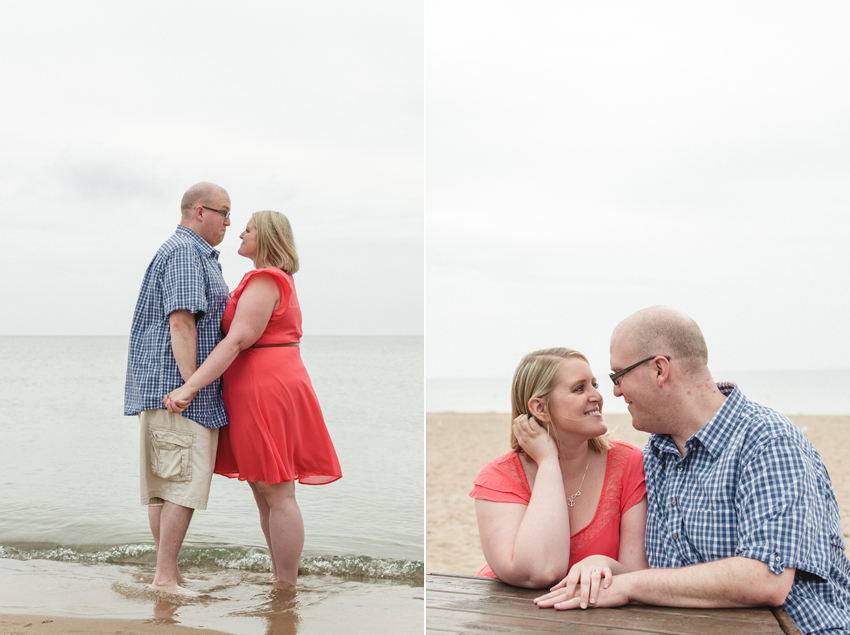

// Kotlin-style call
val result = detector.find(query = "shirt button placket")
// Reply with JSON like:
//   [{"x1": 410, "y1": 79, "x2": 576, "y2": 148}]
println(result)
[{"x1": 671, "y1": 457, "x2": 686, "y2": 558}]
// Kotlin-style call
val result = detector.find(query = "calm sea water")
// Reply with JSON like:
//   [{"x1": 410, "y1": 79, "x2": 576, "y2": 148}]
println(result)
[
  {"x1": 0, "y1": 336, "x2": 423, "y2": 583},
  {"x1": 427, "y1": 369, "x2": 850, "y2": 415}
]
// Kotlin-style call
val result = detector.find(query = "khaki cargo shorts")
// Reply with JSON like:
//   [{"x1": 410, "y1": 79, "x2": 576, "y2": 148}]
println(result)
[{"x1": 139, "y1": 408, "x2": 219, "y2": 510}]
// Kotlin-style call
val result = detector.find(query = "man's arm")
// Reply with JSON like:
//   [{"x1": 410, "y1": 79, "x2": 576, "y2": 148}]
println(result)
[
  {"x1": 535, "y1": 556, "x2": 795, "y2": 610},
  {"x1": 169, "y1": 309, "x2": 197, "y2": 382}
]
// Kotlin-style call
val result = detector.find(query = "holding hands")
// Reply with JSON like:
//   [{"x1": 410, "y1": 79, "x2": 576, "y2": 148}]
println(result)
[
  {"x1": 162, "y1": 386, "x2": 197, "y2": 414},
  {"x1": 534, "y1": 555, "x2": 628, "y2": 610}
]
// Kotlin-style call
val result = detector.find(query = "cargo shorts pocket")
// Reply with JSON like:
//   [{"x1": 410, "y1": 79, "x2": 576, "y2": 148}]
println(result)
[{"x1": 150, "y1": 428, "x2": 196, "y2": 481}]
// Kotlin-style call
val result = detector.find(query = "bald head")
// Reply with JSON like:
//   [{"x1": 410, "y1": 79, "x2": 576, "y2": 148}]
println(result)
[
  {"x1": 613, "y1": 306, "x2": 708, "y2": 372},
  {"x1": 181, "y1": 182, "x2": 229, "y2": 219}
]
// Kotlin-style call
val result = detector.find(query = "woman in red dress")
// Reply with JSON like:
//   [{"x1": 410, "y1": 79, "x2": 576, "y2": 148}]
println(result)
[
  {"x1": 164, "y1": 210, "x2": 341, "y2": 590},
  {"x1": 470, "y1": 348, "x2": 647, "y2": 607}
]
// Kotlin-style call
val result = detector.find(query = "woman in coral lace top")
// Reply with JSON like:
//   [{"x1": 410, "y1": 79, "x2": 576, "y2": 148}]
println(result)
[{"x1": 470, "y1": 347, "x2": 648, "y2": 606}]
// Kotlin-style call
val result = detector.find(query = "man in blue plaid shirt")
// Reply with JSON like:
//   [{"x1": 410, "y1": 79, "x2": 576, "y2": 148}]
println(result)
[
  {"x1": 536, "y1": 306, "x2": 850, "y2": 634},
  {"x1": 125, "y1": 181, "x2": 231, "y2": 597}
]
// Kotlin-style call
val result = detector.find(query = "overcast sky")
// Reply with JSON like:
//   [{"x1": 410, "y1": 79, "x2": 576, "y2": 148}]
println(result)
[
  {"x1": 426, "y1": 1, "x2": 850, "y2": 380},
  {"x1": 1, "y1": 1, "x2": 423, "y2": 337}
]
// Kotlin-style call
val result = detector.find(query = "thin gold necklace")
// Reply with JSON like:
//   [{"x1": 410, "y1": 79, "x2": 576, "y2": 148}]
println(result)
[{"x1": 567, "y1": 455, "x2": 591, "y2": 507}]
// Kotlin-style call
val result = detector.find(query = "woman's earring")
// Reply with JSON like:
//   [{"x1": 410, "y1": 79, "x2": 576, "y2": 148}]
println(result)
[{"x1": 547, "y1": 423, "x2": 550, "y2": 442}]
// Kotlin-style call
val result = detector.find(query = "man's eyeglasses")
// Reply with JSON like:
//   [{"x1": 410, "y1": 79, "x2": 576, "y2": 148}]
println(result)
[
  {"x1": 201, "y1": 205, "x2": 231, "y2": 219},
  {"x1": 609, "y1": 356, "x2": 670, "y2": 386}
]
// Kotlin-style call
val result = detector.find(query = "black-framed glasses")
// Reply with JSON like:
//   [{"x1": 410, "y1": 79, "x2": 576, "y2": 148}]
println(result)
[
  {"x1": 609, "y1": 355, "x2": 670, "y2": 386},
  {"x1": 201, "y1": 205, "x2": 231, "y2": 219}
]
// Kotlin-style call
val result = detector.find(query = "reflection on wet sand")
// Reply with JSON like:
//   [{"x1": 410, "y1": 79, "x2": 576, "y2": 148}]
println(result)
[
  {"x1": 1, "y1": 558, "x2": 423, "y2": 634},
  {"x1": 231, "y1": 588, "x2": 301, "y2": 635}
]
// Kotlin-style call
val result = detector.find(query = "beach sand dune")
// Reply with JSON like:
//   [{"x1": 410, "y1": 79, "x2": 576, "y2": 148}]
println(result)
[{"x1": 426, "y1": 412, "x2": 850, "y2": 575}]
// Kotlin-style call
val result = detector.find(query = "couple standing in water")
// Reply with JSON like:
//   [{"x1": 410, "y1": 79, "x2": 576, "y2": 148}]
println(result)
[
  {"x1": 473, "y1": 306, "x2": 850, "y2": 635},
  {"x1": 124, "y1": 182, "x2": 341, "y2": 597}
]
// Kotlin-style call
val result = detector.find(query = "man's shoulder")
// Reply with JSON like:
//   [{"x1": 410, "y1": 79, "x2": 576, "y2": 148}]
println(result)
[
  {"x1": 152, "y1": 230, "x2": 205, "y2": 263},
  {"x1": 736, "y1": 397, "x2": 800, "y2": 442},
  {"x1": 158, "y1": 229, "x2": 196, "y2": 251}
]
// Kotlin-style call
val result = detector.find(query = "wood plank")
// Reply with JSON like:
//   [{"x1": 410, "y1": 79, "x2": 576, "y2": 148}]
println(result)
[
  {"x1": 428, "y1": 608, "x2": 659, "y2": 634},
  {"x1": 771, "y1": 607, "x2": 805, "y2": 635},
  {"x1": 427, "y1": 573, "x2": 790, "y2": 635},
  {"x1": 428, "y1": 573, "x2": 784, "y2": 623},
  {"x1": 428, "y1": 593, "x2": 784, "y2": 635}
]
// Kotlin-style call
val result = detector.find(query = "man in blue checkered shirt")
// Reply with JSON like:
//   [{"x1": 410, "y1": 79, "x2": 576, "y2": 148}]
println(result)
[
  {"x1": 536, "y1": 306, "x2": 850, "y2": 634},
  {"x1": 124, "y1": 181, "x2": 231, "y2": 597}
]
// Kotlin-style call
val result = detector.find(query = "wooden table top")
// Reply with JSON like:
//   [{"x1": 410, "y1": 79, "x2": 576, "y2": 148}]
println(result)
[{"x1": 427, "y1": 573, "x2": 802, "y2": 635}]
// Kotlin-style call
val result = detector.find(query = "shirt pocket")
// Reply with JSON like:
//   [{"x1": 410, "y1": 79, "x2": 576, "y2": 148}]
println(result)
[{"x1": 150, "y1": 428, "x2": 196, "y2": 482}]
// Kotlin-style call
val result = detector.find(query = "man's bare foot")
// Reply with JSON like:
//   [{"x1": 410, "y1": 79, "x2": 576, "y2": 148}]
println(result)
[
  {"x1": 148, "y1": 582, "x2": 201, "y2": 598},
  {"x1": 272, "y1": 579, "x2": 297, "y2": 592}
]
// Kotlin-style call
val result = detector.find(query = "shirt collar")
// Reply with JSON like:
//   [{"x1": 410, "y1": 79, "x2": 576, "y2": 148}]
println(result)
[
  {"x1": 176, "y1": 225, "x2": 220, "y2": 260},
  {"x1": 648, "y1": 382, "x2": 745, "y2": 460},
  {"x1": 692, "y1": 383, "x2": 743, "y2": 459}
]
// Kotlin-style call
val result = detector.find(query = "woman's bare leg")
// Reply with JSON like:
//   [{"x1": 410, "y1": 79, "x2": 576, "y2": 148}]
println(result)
[
  {"x1": 252, "y1": 480, "x2": 303, "y2": 589},
  {"x1": 248, "y1": 481, "x2": 277, "y2": 577}
]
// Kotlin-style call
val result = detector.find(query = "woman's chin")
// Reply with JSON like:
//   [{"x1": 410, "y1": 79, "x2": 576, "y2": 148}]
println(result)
[{"x1": 587, "y1": 416, "x2": 608, "y2": 437}]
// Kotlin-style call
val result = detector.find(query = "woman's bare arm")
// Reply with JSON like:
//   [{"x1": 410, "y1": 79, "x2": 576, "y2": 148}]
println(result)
[
  {"x1": 475, "y1": 416, "x2": 571, "y2": 588},
  {"x1": 164, "y1": 273, "x2": 279, "y2": 406}
]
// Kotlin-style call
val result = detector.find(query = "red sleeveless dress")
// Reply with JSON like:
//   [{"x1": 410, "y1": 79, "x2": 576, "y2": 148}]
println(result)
[{"x1": 214, "y1": 267, "x2": 342, "y2": 485}]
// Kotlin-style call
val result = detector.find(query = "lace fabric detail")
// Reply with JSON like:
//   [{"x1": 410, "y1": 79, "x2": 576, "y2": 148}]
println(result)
[
  {"x1": 569, "y1": 442, "x2": 632, "y2": 558},
  {"x1": 495, "y1": 452, "x2": 529, "y2": 489}
]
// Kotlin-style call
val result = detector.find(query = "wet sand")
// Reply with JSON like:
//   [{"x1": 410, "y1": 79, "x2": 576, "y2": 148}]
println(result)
[
  {"x1": 426, "y1": 412, "x2": 850, "y2": 575},
  {"x1": 0, "y1": 614, "x2": 234, "y2": 634},
  {"x1": 0, "y1": 558, "x2": 423, "y2": 635}
]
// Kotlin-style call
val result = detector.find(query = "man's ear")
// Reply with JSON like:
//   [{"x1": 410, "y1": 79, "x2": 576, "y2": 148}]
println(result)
[
  {"x1": 528, "y1": 397, "x2": 548, "y2": 423},
  {"x1": 654, "y1": 356, "x2": 671, "y2": 388}
]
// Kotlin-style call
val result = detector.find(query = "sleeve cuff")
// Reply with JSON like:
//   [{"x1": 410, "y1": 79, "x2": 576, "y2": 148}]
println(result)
[{"x1": 736, "y1": 546, "x2": 828, "y2": 579}]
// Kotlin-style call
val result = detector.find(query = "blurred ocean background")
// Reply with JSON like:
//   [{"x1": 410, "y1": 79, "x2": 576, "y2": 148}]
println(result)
[
  {"x1": 427, "y1": 370, "x2": 850, "y2": 415},
  {"x1": 0, "y1": 335, "x2": 423, "y2": 634}
]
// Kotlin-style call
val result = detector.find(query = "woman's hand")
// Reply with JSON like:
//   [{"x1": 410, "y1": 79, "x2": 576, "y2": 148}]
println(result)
[
  {"x1": 162, "y1": 386, "x2": 197, "y2": 413},
  {"x1": 513, "y1": 414, "x2": 558, "y2": 464},
  {"x1": 535, "y1": 555, "x2": 616, "y2": 609}
]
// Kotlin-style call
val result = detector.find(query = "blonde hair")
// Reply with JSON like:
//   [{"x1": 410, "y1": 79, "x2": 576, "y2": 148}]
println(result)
[
  {"x1": 252, "y1": 210, "x2": 300, "y2": 273},
  {"x1": 510, "y1": 347, "x2": 610, "y2": 455}
]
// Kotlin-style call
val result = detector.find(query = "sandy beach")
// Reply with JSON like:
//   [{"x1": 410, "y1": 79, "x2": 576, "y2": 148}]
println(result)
[
  {"x1": 0, "y1": 614, "x2": 234, "y2": 635},
  {"x1": 426, "y1": 412, "x2": 850, "y2": 575}
]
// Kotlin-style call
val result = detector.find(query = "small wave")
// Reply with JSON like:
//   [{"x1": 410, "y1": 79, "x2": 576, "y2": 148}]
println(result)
[
  {"x1": 301, "y1": 555, "x2": 423, "y2": 584},
  {"x1": 0, "y1": 543, "x2": 157, "y2": 565},
  {"x1": 0, "y1": 544, "x2": 422, "y2": 585}
]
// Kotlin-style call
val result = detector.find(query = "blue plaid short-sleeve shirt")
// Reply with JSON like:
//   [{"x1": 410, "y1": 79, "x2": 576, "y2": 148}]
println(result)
[
  {"x1": 644, "y1": 383, "x2": 850, "y2": 634},
  {"x1": 124, "y1": 226, "x2": 230, "y2": 429}
]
